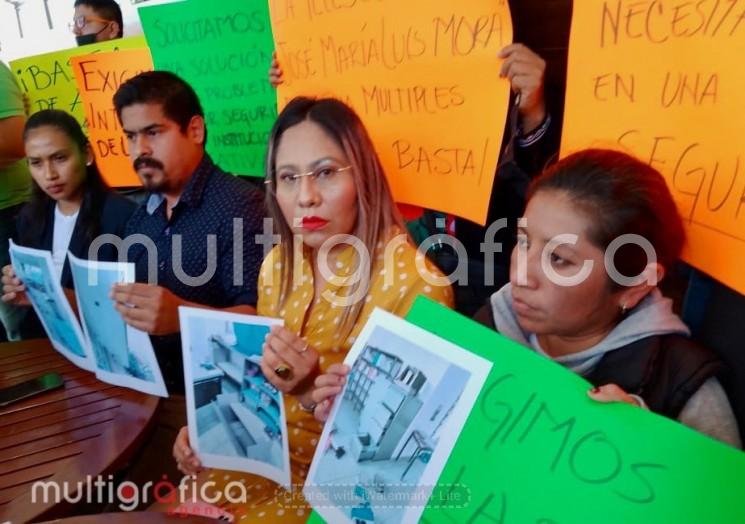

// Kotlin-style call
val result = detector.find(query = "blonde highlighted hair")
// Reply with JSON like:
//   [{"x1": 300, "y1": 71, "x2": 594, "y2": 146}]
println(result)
[{"x1": 264, "y1": 97, "x2": 406, "y2": 337}]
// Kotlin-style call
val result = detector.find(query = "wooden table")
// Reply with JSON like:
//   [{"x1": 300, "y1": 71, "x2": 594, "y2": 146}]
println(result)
[{"x1": 0, "y1": 339, "x2": 160, "y2": 523}]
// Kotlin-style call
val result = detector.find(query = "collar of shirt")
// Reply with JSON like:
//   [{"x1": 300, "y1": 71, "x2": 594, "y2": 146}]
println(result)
[
  {"x1": 144, "y1": 154, "x2": 215, "y2": 216},
  {"x1": 145, "y1": 193, "x2": 165, "y2": 215}
]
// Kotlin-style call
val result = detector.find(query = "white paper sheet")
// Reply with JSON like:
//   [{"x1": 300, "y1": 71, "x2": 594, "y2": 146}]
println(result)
[
  {"x1": 68, "y1": 253, "x2": 167, "y2": 397},
  {"x1": 179, "y1": 306, "x2": 291, "y2": 489},
  {"x1": 9, "y1": 241, "x2": 93, "y2": 370},
  {"x1": 304, "y1": 308, "x2": 492, "y2": 524}
]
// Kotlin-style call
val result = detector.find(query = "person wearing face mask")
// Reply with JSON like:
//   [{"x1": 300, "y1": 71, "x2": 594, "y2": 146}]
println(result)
[
  {"x1": 1, "y1": 109, "x2": 135, "y2": 338},
  {"x1": 71, "y1": 0, "x2": 123, "y2": 46},
  {"x1": 169, "y1": 97, "x2": 453, "y2": 522},
  {"x1": 312, "y1": 149, "x2": 742, "y2": 450}
]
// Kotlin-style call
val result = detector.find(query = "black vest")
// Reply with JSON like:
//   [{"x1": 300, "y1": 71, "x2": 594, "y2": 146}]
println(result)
[{"x1": 474, "y1": 305, "x2": 721, "y2": 419}]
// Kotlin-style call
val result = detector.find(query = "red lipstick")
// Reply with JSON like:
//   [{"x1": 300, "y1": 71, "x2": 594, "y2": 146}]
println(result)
[{"x1": 301, "y1": 216, "x2": 329, "y2": 231}]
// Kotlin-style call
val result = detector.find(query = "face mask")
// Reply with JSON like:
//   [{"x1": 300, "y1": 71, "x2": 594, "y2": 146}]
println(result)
[
  {"x1": 75, "y1": 24, "x2": 109, "y2": 46},
  {"x1": 75, "y1": 33, "x2": 97, "y2": 46}
]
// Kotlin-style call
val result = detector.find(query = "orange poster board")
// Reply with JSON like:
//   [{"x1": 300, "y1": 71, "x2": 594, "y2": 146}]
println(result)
[
  {"x1": 270, "y1": 0, "x2": 513, "y2": 225},
  {"x1": 71, "y1": 48, "x2": 153, "y2": 187},
  {"x1": 562, "y1": 1, "x2": 745, "y2": 295}
]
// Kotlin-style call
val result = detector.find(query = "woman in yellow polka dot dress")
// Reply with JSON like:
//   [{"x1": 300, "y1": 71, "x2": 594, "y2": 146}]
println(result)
[{"x1": 171, "y1": 97, "x2": 453, "y2": 522}]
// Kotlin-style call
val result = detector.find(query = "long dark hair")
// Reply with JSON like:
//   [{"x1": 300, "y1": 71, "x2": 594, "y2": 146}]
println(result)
[{"x1": 19, "y1": 109, "x2": 110, "y2": 247}]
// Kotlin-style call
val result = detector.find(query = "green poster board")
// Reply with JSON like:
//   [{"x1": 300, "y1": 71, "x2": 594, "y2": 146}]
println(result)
[
  {"x1": 308, "y1": 297, "x2": 745, "y2": 523},
  {"x1": 138, "y1": 0, "x2": 276, "y2": 177},
  {"x1": 413, "y1": 297, "x2": 745, "y2": 523}
]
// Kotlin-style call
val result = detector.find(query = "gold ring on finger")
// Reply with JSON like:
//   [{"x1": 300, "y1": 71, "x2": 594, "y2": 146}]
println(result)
[{"x1": 274, "y1": 364, "x2": 293, "y2": 381}]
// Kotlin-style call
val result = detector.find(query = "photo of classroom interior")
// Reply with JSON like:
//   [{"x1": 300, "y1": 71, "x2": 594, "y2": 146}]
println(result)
[
  {"x1": 189, "y1": 319, "x2": 284, "y2": 469},
  {"x1": 311, "y1": 327, "x2": 471, "y2": 524}
]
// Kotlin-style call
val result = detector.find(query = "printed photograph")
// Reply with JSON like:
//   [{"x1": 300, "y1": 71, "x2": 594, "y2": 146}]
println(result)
[
  {"x1": 305, "y1": 309, "x2": 492, "y2": 524},
  {"x1": 9, "y1": 242, "x2": 91, "y2": 370},
  {"x1": 180, "y1": 307, "x2": 291, "y2": 488},
  {"x1": 69, "y1": 254, "x2": 167, "y2": 397}
]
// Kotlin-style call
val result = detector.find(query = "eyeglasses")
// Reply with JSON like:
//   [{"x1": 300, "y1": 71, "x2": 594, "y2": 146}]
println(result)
[
  {"x1": 68, "y1": 15, "x2": 110, "y2": 31},
  {"x1": 265, "y1": 165, "x2": 352, "y2": 192}
]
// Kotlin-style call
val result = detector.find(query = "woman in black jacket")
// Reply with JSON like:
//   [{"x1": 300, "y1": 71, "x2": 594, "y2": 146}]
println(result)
[
  {"x1": 312, "y1": 149, "x2": 741, "y2": 448},
  {"x1": 472, "y1": 149, "x2": 740, "y2": 447},
  {"x1": 1, "y1": 109, "x2": 135, "y2": 338}
]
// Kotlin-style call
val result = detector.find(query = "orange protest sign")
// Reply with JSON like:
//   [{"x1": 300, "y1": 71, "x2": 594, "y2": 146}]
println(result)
[
  {"x1": 561, "y1": 1, "x2": 745, "y2": 295},
  {"x1": 71, "y1": 48, "x2": 153, "y2": 187},
  {"x1": 270, "y1": 0, "x2": 513, "y2": 225}
]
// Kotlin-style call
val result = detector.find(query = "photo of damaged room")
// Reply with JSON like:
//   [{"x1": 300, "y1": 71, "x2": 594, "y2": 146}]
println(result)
[
  {"x1": 68, "y1": 257, "x2": 157, "y2": 383},
  {"x1": 9, "y1": 242, "x2": 89, "y2": 364},
  {"x1": 306, "y1": 310, "x2": 491, "y2": 524},
  {"x1": 179, "y1": 308, "x2": 290, "y2": 487}
]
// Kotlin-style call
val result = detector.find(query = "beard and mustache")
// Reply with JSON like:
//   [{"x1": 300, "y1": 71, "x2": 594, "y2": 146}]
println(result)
[{"x1": 133, "y1": 156, "x2": 167, "y2": 192}]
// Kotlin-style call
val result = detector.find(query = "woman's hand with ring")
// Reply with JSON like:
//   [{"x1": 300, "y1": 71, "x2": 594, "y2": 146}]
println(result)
[{"x1": 261, "y1": 325, "x2": 319, "y2": 395}]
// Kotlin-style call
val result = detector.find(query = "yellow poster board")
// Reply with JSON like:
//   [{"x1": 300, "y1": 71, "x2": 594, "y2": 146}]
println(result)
[
  {"x1": 562, "y1": 2, "x2": 745, "y2": 295},
  {"x1": 70, "y1": 48, "x2": 153, "y2": 188},
  {"x1": 270, "y1": 0, "x2": 513, "y2": 225},
  {"x1": 10, "y1": 36, "x2": 146, "y2": 126}
]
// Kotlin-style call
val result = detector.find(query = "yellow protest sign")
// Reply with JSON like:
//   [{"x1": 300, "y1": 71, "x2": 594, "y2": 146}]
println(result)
[
  {"x1": 270, "y1": 0, "x2": 513, "y2": 225},
  {"x1": 71, "y1": 48, "x2": 153, "y2": 187},
  {"x1": 10, "y1": 36, "x2": 146, "y2": 126},
  {"x1": 562, "y1": 1, "x2": 745, "y2": 295}
]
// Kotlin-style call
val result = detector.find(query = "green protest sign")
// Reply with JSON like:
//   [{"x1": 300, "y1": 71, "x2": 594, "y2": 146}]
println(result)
[
  {"x1": 307, "y1": 297, "x2": 745, "y2": 523},
  {"x1": 411, "y1": 297, "x2": 744, "y2": 523},
  {"x1": 138, "y1": 0, "x2": 276, "y2": 177}
]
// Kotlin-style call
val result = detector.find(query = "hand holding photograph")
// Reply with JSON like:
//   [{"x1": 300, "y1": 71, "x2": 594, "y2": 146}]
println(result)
[
  {"x1": 179, "y1": 306, "x2": 292, "y2": 489},
  {"x1": 304, "y1": 308, "x2": 492, "y2": 524},
  {"x1": 8, "y1": 241, "x2": 92, "y2": 370},
  {"x1": 68, "y1": 253, "x2": 167, "y2": 397}
]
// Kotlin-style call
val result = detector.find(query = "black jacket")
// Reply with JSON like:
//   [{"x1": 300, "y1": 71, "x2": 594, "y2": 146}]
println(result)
[
  {"x1": 17, "y1": 192, "x2": 135, "y2": 288},
  {"x1": 15, "y1": 191, "x2": 135, "y2": 339},
  {"x1": 474, "y1": 304, "x2": 721, "y2": 419}
]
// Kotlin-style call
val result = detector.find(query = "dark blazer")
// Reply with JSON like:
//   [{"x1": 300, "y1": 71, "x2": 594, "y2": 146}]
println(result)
[
  {"x1": 16, "y1": 191, "x2": 136, "y2": 288},
  {"x1": 15, "y1": 191, "x2": 135, "y2": 339}
]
